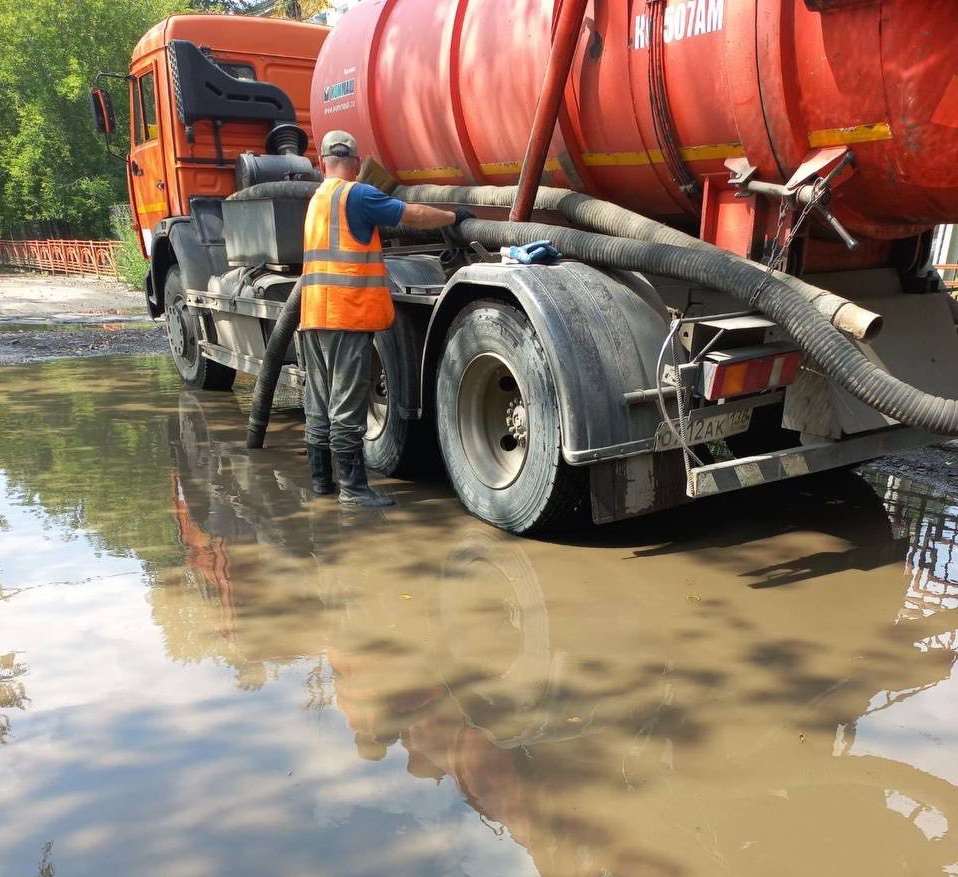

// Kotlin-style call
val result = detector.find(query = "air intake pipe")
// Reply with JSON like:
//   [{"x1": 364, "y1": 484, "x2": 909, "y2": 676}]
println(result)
[{"x1": 235, "y1": 123, "x2": 322, "y2": 190}]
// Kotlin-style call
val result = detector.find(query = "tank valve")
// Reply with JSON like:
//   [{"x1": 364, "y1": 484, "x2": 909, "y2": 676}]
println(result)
[{"x1": 726, "y1": 152, "x2": 859, "y2": 251}]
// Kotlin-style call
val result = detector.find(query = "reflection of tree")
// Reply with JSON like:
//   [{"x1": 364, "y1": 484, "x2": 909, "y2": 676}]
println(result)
[
  {"x1": 36, "y1": 841, "x2": 55, "y2": 877},
  {"x1": 0, "y1": 651, "x2": 30, "y2": 744},
  {"x1": 0, "y1": 358, "x2": 185, "y2": 574}
]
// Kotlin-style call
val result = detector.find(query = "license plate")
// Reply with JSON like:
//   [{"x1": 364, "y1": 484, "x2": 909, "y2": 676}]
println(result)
[{"x1": 655, "y1": 407, "x2": 753, "y2": 451}]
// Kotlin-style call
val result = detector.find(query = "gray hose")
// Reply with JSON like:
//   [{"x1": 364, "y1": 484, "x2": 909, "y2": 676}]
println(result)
[
  {"x1": 246, "y1": 196, "x2": 956, "y2": 445},
  {"x1": 227, "y1": 181, "x2": 321, "y2": 201},
  {"x1": 397, "y1": 184, "x2": 882, "y2": 341},
  {"x1": 454, "y1": 217, "x2": 958, "y2": 436},
  {"x1": 246, "y1": 277, "x2": 302, "y2": 449}
]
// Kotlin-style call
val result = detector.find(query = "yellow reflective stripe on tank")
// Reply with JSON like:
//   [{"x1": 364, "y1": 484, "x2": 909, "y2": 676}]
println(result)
[
  {"x1": 479, "y1": 159, "x2": 562, "y2": 175},
  {"x1": 395, "y1": 166, "x2": 463, "y2": 181},
  {"x1": 397, "y1": 143, "x2": 746, "y2": 179},
  {"x1": 808, "y1": 123, "x2": 893, "y2": 148},
  {"x1": 582, "y1": 142, "x2": 744, "y2": 167}
]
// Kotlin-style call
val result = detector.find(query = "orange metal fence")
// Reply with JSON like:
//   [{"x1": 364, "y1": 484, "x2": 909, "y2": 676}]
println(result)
[
  {"x1": 937, "y1": 264, "x2": 958, "y2": 291},
  {"x1": 0, "y1": 239, "x2": 121, "y2": 278}
]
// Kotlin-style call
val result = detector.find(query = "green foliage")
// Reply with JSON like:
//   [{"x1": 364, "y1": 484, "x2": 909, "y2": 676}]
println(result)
[
  {"x1": 0, "y1": 0, "x2": 190, "y2": 239},
  {"x1": 112, "y1": 209, "x2": 149, "y2": 287},
  {"x1": 190, "y1": 0, "x2": 331, "y2": 15}
]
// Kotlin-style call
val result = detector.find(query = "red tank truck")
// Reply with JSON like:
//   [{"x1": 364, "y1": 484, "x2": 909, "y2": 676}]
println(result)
[{"x1": 94, "y1": 3, "x2": 958, "y2": 534}]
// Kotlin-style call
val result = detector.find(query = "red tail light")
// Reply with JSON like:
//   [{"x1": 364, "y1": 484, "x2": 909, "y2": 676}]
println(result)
[{"x1": 700, "y1": 344, "x2": 802, "y2": 401}]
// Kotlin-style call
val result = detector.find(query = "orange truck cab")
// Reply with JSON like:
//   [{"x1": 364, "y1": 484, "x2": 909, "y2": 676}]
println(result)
[{"x1": 95, "y1": 14, "x2": 327, "y2": 315}]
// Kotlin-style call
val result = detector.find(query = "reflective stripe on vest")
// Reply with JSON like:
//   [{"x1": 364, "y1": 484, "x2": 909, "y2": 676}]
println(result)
[{"x1": 300, "y1": 178, "x2": 395, "y2": 332}]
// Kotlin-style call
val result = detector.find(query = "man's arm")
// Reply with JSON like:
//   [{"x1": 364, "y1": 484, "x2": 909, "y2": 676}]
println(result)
[
  {"x1": 353, "y1": 184, "x2": 472, "y2": 233},
  {"x1": 400, "y1": 203, "x2": 456, "y2": 230}
]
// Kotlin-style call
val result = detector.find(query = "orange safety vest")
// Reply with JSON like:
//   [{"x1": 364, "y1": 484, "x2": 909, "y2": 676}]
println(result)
[{"x1": 300, "y1": 178, "x2": 395, "y2": 331}]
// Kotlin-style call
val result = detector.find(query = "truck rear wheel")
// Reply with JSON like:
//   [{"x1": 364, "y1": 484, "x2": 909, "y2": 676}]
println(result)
[
  {"x1": 364, "y1": 312, "x2": 436, "y2": 477},
  {"x1": 164, "y1": 266, "x2": 236, "y2": 391},
  {"x1": 436, "y1": 300, "x2": 586, "y2": 534}
]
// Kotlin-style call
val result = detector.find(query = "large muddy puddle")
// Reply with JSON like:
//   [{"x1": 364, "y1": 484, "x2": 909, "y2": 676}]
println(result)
[{"x1": 1, "y1": 356, "x2": 957, "y2": 876}]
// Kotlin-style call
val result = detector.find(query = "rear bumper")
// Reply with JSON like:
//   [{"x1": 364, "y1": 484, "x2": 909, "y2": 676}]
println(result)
[{"x1": 688, "y1": 427, "x2": 937, "y2": 498}]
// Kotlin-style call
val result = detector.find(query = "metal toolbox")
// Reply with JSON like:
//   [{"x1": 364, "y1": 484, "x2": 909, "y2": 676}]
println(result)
[{"x1": 222, "y1": 195, "x2": 308, "y2": 267}]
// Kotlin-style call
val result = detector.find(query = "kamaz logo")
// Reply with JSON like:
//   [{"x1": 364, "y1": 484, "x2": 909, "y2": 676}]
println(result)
[
  {"x1": 324, "y1": 79, "x2": 356, "y2": 102},
  {"x1": 634, "y1": 0, "x2": 725, "y2": 50}
]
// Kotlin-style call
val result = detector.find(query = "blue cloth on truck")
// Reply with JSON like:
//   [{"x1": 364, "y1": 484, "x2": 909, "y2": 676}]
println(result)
[{"x1": 509, "y1": 240, "x2": 561, "y2": 264}]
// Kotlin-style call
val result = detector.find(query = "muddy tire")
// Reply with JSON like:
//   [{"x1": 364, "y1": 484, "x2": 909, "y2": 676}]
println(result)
[
  {"x1": 164, "y1": 266, "x2": 235, "y2": 391},
  {"x1": 435, "y1": 300, "x2": 586, "y2": 534},
  {"x1": 364, "y1": 310, "x2": 436, "y2": 477}
]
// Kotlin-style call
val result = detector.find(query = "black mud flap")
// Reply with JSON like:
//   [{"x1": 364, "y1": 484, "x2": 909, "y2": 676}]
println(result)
[{"x1": 146, "y1": 271, "x2": 163, "y2": 319}]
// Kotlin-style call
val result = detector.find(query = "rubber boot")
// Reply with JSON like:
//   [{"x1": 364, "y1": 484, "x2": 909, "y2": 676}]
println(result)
[
  {"x1": 306, "y1": 443, "x2": 335, "y2": 495},
  {"x1": 337, "y1": 449, "x2": 395, "y2": 508}
]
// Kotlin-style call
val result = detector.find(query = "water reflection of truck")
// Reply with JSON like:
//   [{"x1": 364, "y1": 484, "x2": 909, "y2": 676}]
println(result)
[
  {"x1": 93, "y1": 5, "x2": 958, "y2": 534},
  {"x1": 164, "y1": 391, "x2": 958, "y2": 875}
]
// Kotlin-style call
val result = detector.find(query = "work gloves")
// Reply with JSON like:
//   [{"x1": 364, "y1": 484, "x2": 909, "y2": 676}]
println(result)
[{"x1": 453, "y1": 207, "x2": 475, "y2": 226}]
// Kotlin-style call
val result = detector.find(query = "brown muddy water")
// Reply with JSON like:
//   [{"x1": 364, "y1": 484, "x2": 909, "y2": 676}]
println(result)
[{"x1": 1, "y1": 355, "x2": 957, "y2": 877}]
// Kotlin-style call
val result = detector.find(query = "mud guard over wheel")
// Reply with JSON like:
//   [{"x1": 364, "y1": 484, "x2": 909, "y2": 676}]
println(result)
[
  {"x1": 164, "y1": 266, "x2": 236, "y2": 391},
  {"x1": 436, "y1": 300, "x2": 587, "y2": 534}
]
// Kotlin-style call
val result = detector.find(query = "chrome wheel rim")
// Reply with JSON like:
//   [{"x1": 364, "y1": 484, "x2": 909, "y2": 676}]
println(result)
[
  {"x1": 367, "y1": 345, "x2": 388, "y2": 440},
  {"x1": 457, "y1": 353, "x2": 528, "y2": 489},
  {"x1": 167, "y1": 297, "x2": 198, "y2": 369}
]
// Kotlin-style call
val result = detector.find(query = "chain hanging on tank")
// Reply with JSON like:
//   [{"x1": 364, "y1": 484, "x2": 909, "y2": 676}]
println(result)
[{"x1": 749, "y1": 180, "x2": 829, "y2": 307}]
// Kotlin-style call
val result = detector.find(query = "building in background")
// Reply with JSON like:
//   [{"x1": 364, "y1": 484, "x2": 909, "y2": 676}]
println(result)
[
  {"x1": 316, "y1": 0, "x2": 360, "y2": 25},
  {"x1": 934, "y1": 226, "x2": 957, "y2": 292}
]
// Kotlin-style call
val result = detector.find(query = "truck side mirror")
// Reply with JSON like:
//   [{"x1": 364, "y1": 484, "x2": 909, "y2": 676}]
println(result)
[{"x1": 88, "y1": 88, "x2": 116, "y2": 136}]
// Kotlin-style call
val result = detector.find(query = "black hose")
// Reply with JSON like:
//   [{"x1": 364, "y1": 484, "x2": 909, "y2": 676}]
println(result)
[
  {"x1": 246, "y1": 277, "x2": 302, "y2": 449},
  {"x1": 396, "y1": 184, "x2": 878, "y2": 338},
  {"x1": 227, "y1": 181, "x2": 321, "y2": 201},
  {"x1": 246, "y1": 191, "x2": 956, "y2": 446},
  {"x1": 455, "y1": 217, "x2": 958, "y2": 436}
]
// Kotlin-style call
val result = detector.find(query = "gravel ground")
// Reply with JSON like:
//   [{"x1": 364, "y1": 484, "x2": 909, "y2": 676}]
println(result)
[
  {"x1": 0, "y1": 270, "x2": 167, "y2": 364},
  {"x1": 0, "y1": 270, "x2": 146, "y2": 316},
  {"x1": 864, "y1": 441, "x2": 958, "y2": 495}
]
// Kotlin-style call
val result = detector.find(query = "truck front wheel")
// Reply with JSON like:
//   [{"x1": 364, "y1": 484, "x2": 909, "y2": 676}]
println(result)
[
  {"x1": 436, "y1": 300, "x2": 586, "y2": 534},
  {"x1": 164, "y1": 266, "x2": 236, "y2": 391}
]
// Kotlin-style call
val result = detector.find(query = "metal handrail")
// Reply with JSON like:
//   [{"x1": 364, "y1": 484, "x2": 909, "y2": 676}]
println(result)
[
  {"x1": 936, "y1": 263, "x2": 958, "y2": 290},
  {"x1": 0, "y1": 239, "x2": 121, "y2": 278}
]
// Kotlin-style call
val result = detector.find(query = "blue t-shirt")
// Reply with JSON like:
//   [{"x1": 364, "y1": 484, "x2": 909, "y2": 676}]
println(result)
[{"x1": 345, "y1": 183, "x2": 406, "y2": 245}]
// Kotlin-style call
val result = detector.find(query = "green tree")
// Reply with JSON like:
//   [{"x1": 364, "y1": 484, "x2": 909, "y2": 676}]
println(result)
[
  {"x1": 0, "y1": 0, "x2": 190, "y2": 239},
  {"x1": 192, "y1": 0, "x2": 331, "y2": 17}
]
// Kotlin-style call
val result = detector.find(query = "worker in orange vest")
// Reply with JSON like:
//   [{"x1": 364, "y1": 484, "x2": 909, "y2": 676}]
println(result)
[{"x1": 301, "y1": 131, "x2": 471, "y2": 507}]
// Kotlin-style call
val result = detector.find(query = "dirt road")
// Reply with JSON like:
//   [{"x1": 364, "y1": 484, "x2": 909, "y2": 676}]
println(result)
[{"x1": 0, "y1": 270, "x2": 167, "y2": 364}]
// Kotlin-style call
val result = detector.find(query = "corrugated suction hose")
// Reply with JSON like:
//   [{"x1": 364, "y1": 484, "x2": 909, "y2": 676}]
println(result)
[
  {"x1": 247, "y1": 207, "x2": 957, "y2": 447},
  {"x1": 456, "y1": 217, "x2": 958, "y2": 436},
  {"x1": 397, "y1": 184, "x2": 882, "y2": 342},
  {"x1": 246, "y1": 277, "x2": 302, "y2": 448}
]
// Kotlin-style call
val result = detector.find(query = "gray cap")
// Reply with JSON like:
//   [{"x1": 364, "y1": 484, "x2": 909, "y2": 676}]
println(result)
[{"x1": 320, "y1": 130, "x2": 359, "y2": 159}]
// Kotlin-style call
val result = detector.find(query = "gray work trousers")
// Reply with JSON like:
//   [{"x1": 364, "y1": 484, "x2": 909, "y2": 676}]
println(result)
[{"x1": 301, "y1": 329, "x2": 372, "y2": 455}]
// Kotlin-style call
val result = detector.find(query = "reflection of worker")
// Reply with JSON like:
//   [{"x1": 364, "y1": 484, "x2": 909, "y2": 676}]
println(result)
[{"x1": 301, "y1": 130, "x2": 471, "y2": 507}]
